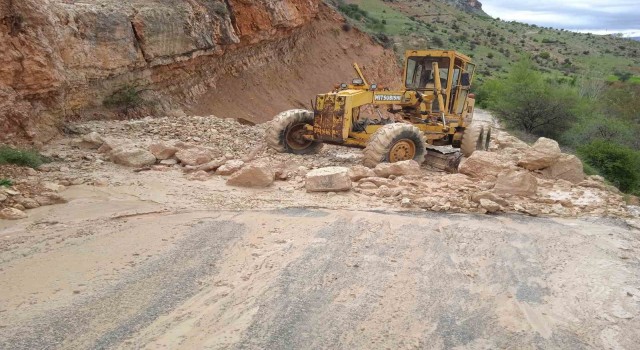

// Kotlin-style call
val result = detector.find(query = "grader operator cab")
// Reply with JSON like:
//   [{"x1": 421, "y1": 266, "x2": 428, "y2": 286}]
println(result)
[{"x1": 266, "y1": 50, "x2": 489, "y2": 168}]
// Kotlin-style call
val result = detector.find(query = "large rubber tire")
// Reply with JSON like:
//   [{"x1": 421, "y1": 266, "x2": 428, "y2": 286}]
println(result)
[
  {"x1": 265, "y1": 109, "x2": 323, "y2": 154},
  {"x1": 362, "y1": 123, "x2": 426, "y2": 168},
  {"x1": 460, "y1": 123, "x2": 484, "y2": 157}
]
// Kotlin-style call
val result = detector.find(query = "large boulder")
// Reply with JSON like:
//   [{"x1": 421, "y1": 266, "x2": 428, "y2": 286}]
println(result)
[
  {"x1": 347, "y1": 165, "x2": 376, "y2": 181},
  {"x1": 493, "y1": 170, "x2": 538, "y2": 197},
  {"x1": 148, "y1": 142, "x2": 178, "y2": 160},
  {"x1": 373, "y1": 160, "x2": 421, "y2": 178},
  {"x1": 305, "y1": 167, "x2": 352, "y2": 192},
  {"x1": 541, "y1": 154, "x2": 585, "y2": 184},
  {"x1": 458, "y1": 151, "x2": 508, "y2": 178},
  {"x1": 110, "y1": 147, "x2": 157, "y2": 167},
  {"x1": 175, "y1": 148, "x2": 214, "y2": 166},
  {"x1": 517, "y1": 137, "x2": 561, "y2": 170},
  {"x1": 0, "y1": 208, "x2": 27, "y2": 220},
  {"x1": 226, "y1": 162, "x2": 275, "y2": 188}
]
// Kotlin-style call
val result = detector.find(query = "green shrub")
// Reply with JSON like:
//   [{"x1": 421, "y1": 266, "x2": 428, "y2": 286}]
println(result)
[
  {"x1": 211, "y1": 2, "x2": 228, "y2": 16},
  {"x1": 577, "y1": 140, "x2": 640, "y2": 193},
  {"x1": 103, "y1": 85, "x2": 142, "y2": 110},
  {"x1": 0, "y1": 146, "x2": 49, "y2": 168},
  {"x1": 539, "y1": 51, "x2": 550, "y2": 59},
  {"x1": 0, "y1": 179, "x2": 12, "y2": 187}
]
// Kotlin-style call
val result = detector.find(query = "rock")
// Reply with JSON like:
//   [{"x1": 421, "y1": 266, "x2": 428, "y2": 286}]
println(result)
[
  {"x1": 81, "y1": 132, "x2": 104, "y2": 149},
  {"x1": 348, "y1": 165, "x2": 376, "y2": 181},
  {"x1": 160, "y1": 159, "x2": 178, "y2": 166},
  {"x1": 97, "y1": 138, "x2": 120, "y2": 154},
  {"x1": 400, "y1": 197, "x2": 412, "y2": 207},
  {"x1": 471, "y1": 191, "x2": 508, "y2": 206},
  {"x1": 479, "y1": 199, "x2": 501, "y2": 213},
  {"x1": 42, "y1": 181, "x2": 65, "y2": 192},
  {"x1": 0, "y1": 193, "x2": 6, "y2": 202},
  {"x1": 35, "y1": 192, "x2": 67, "y2": 206},
  {"x1": 493, "y1": 170, "x2": 538, "y2": 197},
  {"x1": 373, "y1": 160, "x2": 421, "y2": 178},
  {"x1": 175, "y1": 148, "x2": 214, "y2": 166},
  {"x1": 227, "y1": 162, "x2": 275, "y2": 188},
  {"x1": 110, "y1": 147, "x2": 157, "y2": 167},
  {"x1": 305, "y1": 167, "x2": 352, "y2": 192},
  {"x1": 377, "y1": 185, "x2": 393, "y2": 197},
  {"x1": 188, "y1": 170, "x2": 210, "y2": 181},
  {"x1": 359, "y1": 177, "x2": 393, "y2": 187},
  {"x1": 0, "y1": 208, "x2": 27, "y2": 220},
  {"x1": 194, "y1": 158, "x2": 226, "y2": 172},
  {"x1": 414, "y1": 197, "x2": 438, "y2": 209},
  {"x1": 541, "y1": 154, "x2": 585, "y2": 184},
  {"x1": 148, "y1": 142, "x2": 178, "y2": 160},
  {"x1": 458, "y1": 151, "x2": 509, "y2": 178},
  {"x1": 517, "y1": 137, "x2": 561, "y2": 170},
  {"x1": 357, "y1": 182, "x2": 378, "y2": 190},
  {"x1": 216, "y1": 160, "x2": 245, "y2": 176},
  {"x1": 93, "y1": 179, "x2": 109, "y2": 186},
  {"x1": 14, "y1": 196, "x2": 40, "y2": 209}
]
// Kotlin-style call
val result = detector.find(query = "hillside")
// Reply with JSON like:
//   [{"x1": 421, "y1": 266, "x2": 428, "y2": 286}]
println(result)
[
  {"x1": 331, "y1": 0, "x2": 640, "y2": 84},
  {"x1": 0, "y1": 0, "x2": 399, "y2": 145}
]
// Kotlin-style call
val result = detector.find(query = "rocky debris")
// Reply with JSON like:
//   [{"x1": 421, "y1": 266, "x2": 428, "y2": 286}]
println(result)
[
  {"x1": 493, "y1": 170, "x2": 538, "y2": 197},
  {"x1": 459, "y1": 151, "x2": 512, "y2": 178},
  {"x1": 480, "y1": 199, "x2": 502, "y2": 213},
  {"x1": 373, "y1": 160, "x2": 421, "y2": 178},
  {"x1": 175, "y1": 147, "x2": 214, "y2": 166},
  {"x1": 493, "y1": 132, "x2": 530, "y2": 150},
  {"x1": 517, "y1": 137, "x2": 561, "y2": 170},
  {"x1": 97, "y1": 138, "x2": 120, "y2": 154},
  {"x1": 227, "y1": 162, "x2": 275, "y2": 188},
  {"x1": 81, "y1": 132, "x2": 104, "y2": 149},
  {"x1": 306, "y1": 167, "x2": 352, "y2": 192},
  {"x1": 0, "y1": 207, "x2": 28, "y2": 220},
  {"x1": 188, "y1": 170, "x2": 211, "y2": 181},
  {"x1": 110, "y1": 147, "x2": 157, "y2": 167},
  {"x1": 34, "y1": 192, "x2": 67, "y2": 206},
  {"x1": 160, "y1": 159, "x2": 178, "y2": 166},
  {"x1": 471, "y1": 191, "x2": 508, "y2": 206},
  {"x1": 541, "y1": 154, "x2": 584, "y2": 184},
  {"x1": 348, "y1": 165, "x2": 376, "y2": 181},
  {"x1": 149, "y1": 142, "x2": 179, "y2": 160},
  {"x1": 216, "y1": 160, "x2": 245, "y2": 176}
]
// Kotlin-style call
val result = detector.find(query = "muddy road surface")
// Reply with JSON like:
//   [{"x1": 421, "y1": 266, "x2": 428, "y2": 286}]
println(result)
[{"x1": 1, "y1": 205, "x2": 639, "y2": 349}]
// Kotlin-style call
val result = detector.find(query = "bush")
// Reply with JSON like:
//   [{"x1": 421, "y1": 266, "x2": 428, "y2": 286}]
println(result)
[
  {"x1": 0, "y1": 179, "x2": 12, "y2": 187},
  {"x1": 578, "y1": 140, "x2": 640, "y2": 194},
  {"x1": 211, "y1": 2, "x2": 228, "y2": 16},
  {"x1": 103, "y1": 85, "x2": 143, "y2": 110},
  {"x1": 0, "y1": 146, "x2": 49, "y2": 168},
  {"x1": 482, "y1": 57, "x2": 579, "y2": 138},
  {"x1": 539, "y1": 51, "x2": 550, "y2": 59}
]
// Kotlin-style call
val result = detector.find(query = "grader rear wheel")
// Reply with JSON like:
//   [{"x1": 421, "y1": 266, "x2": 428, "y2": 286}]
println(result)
[
  {"x1": 363, "y1": 123, "x2": 426, "y2": 168},
  {"x1": 265, "y1": 109, "x2": 323, "y2": 154},
  {"x1": 460, "y1": 123, "x2": 484, "y2": 157}
]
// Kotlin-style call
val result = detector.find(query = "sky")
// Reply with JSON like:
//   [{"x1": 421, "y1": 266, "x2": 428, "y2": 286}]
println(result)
[{"x1": 481, "y1": 0, "x2": 640, "y2": 37}]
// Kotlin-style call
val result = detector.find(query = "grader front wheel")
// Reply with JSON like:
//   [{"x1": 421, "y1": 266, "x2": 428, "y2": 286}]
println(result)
[
  {"x1": 363, "y1": 123, "x2": 426, "y2": 168},
  {"x1": 460, "y1": 123, "x2": 484, "y2": 157},
  {"x1": 265, "y1": 109, "x2": 323, "y2": 154}
]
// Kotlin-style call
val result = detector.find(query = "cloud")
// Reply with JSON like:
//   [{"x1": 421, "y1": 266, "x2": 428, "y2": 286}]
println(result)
[{"x1": 482, "y1": 0, "x2": 640, "y2": 35}]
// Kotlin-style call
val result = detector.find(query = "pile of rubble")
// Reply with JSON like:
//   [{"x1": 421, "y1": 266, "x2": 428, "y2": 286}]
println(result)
[
  {"x1": 0, "y1": 165, "x2": 67, "y2": 219},
  {"x1": 0, "y1": 114, "x2": 635, "y2": 220}
]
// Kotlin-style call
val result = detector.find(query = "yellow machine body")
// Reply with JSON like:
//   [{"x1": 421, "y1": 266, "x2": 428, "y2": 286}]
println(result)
[{"x1": 308, "y1": 50, "x2": 476, "y2": 148}]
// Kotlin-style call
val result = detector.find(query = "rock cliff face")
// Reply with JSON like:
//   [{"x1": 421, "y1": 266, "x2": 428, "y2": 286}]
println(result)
[{"x1": 0, "y1": 0, "x2": 399, "y2": 145}]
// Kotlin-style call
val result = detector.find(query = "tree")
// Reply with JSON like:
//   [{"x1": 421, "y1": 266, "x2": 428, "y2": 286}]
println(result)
[{"x1": 484, "y1": 57, "x2": 578, "y2": 138}]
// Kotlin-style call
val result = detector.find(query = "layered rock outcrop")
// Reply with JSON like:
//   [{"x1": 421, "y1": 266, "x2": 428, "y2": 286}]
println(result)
[{"x1": 0, "y1": 0, "x2": 399, "y2": 145}]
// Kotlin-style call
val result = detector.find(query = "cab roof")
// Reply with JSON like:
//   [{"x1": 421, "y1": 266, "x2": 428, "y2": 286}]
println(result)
[{"x1": 404, "y1": 49, "x2": 472, "y2": 63}]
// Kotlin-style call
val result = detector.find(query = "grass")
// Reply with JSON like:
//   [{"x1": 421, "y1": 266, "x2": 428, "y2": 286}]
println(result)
[
  {"x1": 0, "y1": 178, "x2": 12, "y2": 187},
  {"x1": 0, "y1": 146, "x2": 49, "y2": 168},
  {"x1": 342, "y1": 0, "x2": 640, "y2": 82}
]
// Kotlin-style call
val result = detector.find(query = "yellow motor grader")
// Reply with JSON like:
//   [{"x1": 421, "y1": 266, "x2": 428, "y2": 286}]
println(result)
[{"x1": 266, "y1": 49, "x2": 489, "y2": 167}]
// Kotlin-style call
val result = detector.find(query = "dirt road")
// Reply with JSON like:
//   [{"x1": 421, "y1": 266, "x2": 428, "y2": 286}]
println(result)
[{"x1": 1, "y1": 196, "x2": 639, "y2": 349}]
